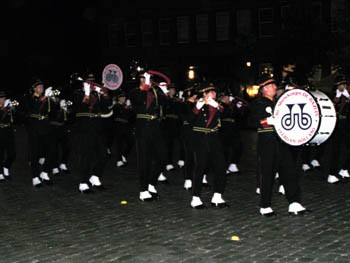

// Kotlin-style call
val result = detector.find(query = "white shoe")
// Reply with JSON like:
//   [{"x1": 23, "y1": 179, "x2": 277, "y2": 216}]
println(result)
[
  {"x1": 38, "y1": 158, "x2": 45, "y2": 165},
  {"x1": 327, "y1": 175, "x2": 339, "y2": 184},
  {"x1": 166, "y1": 164, "x2": 175, "y2": 171},
  {"x1": 302, "y1": 164, "x2": 311, "y2": 172},
  {"x1": 278, "y1": 185, "x2": 285, "y2": 195},
  {"x1": 275, "y1": 172, "x2": 279, "y2": 179},
  {"x1": 121, "y1": 155, "x2": 127, "y2": 163},
  {"x1": 256, "y1": 187, "x2": 260, "y2": 195},
  {"x1": 211, "y1": 193, "x2": 225, "y2": 204},
  {"x1": 148, "y1": 184, "x2": 157, "y2": 194},
  {"x1": 288, "y1": 202, "x2": 306, "y2": 215},
  {"x1": 228, "y1": 163, "x2": 239, "y2": 173},
  {"x1": 39, "y1": 172, "x2": 50, "y2": 181},
  {"x1": 260, "y1": 207, "x2": 274, "y2": 216},
  {"x1": 0, "y1": 174, "x2": 5, "y2": 180},
  {"x1": 339, "y1": 169, "x2": 350, "y2": 178},
  {"x1": 191, "y1": 196, "x2": 204, "y2": 208},
  {"x1": 52, "y1": 168, "x2": 60, "y2": 175},
  {"x1": 139, "y1": 190, "x2": 153, "y2": 201},
  {"x1": 79, "y1": 183, "x2": 90, "y2": 192},
  {"x1": 59, "y1": 163, "x2": 68, "y2": 171},
  {"x1": 32, "y1": 177, "x2": 42, "y2": 186},
  {"x1": 177, "y1": 160, "x2": 185, "y2": 168},
  {"x1": 3, "y1": 167, "x2": 10, "y2": 177},
  {"x1": 184, "y1": 179, "x2": 192, "y2": 190},
  {"x1": 116, "y1": 161, "x2": 125, "y2": 167},
  {"x1": 158, "y1": 173, "x2": 167, "y2": 181},
  {"x1": 310, "y1": 159, "x2": 320, "y2": 168},
  {"x1": 89, "y1": 175, "x2": 102, "y2": 186},
  {"x1": 202, "y1": 174, "x2": 208, "y2": 184}
]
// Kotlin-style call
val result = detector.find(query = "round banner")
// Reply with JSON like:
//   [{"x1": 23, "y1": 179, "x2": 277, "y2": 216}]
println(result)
[
  {"x1": 102, "y1": 64, "x2": 123, "y2": 90},
  {"x1": 273, "y1": 89, "x2": 336, "y2": 146}
]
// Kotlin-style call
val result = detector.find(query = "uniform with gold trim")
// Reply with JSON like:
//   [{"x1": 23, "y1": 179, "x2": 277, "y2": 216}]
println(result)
[
  {"x1": 247, "y1": 74, "x2": 308, "y2": 216},
  {"x1": 128, "y1": 71, "x2": 168, "y2": 201},
  {"x1": 73, "y1": 73, "x2": 112, "y2": 193},
  {"x1": 190, "y1": 82, "x2": 228, "y2": 209}
]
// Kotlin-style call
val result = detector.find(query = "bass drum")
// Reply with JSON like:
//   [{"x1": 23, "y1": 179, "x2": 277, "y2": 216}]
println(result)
[{"x1": 273, "y1": 89, "x2": 336, "y2": 146}]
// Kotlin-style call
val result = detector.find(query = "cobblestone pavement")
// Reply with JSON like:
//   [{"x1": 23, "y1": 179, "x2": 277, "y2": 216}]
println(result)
[{"x1": 1, "y1": 126, "x2": 350, "y2": 263}]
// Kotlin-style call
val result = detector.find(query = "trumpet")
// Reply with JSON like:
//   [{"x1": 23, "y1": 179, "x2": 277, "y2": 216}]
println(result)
[{"x1": 5, "y1": 99, "x2": 19, "y2": 109}]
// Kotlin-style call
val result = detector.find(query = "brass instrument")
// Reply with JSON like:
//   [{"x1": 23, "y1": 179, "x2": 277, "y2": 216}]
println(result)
[{"x1": 76, "y1": 76, "x2": 108, "y2": 94}]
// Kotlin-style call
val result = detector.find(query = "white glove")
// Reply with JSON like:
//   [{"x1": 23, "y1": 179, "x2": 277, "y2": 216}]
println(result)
[
  {"x1": 126, "y1": 99, "x2": 131, "y2": 107},
  {"x1": 196, "y1": 98, "x2": 205, "y2": 110},
  {"x1": 236, "y1": 101, "x2": 243, "y2": 108},
  {"x1": 342, "y1": 89, "x2": 350, "y2": 98},
  {"x1": 4, "y1": 99, "x2": 11, "y2": 108},
  {"x1": 158, "y1": 83, "x2": 168, "y2": 94},
  {"x1": 178, "y1": 91, "x2": 183, "y2": 99},
  {"x1": 229, "y1": 96, "x2": 234, "y2": 102},
  {"x1": 266, "y1": 116, "x2": 275, "y2": 125},
  {"x1": 83, "y1": 82, "x2": 91, "y2": 96},
  {"x1": 94, "y1": 86, "x2": 101, "y2": 93},
  {"x1": 144, "y1": 72, "x2": 151, "y2": 86},
  {"x1": 336, "y1": 89, "x2": 342, "y2": 98},
  {"x1": 207, "y1": 97, "x2": 219, "y2": 108},
  {"x1": 44, "y1": 87, "x2": 53, "y2": 97},
  {"x1": 60, "y1": 99, "x2": 67, "y2": 111}
]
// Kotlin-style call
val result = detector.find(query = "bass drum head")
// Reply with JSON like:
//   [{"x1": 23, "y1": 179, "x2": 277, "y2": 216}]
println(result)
[{"x1": 274, "y1": 89, "x2": 322, "y2": 146}]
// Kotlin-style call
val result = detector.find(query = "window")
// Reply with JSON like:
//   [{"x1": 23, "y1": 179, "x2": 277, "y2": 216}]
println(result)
[
  {"x1": 196, "y1": 14, "x2": 209, "y2": 43},
  {"x1": 216, "y1": 11, "x2": 230, "y2": 41},
  {"x1": 331, "y1": 0, "x2": 346, "y2": 32},
  {"x1": 177, "y1": 16, "x2": 190, "y2": 44},
  {"x1": 258, "y1": 8, "x2": 274, "y2": 38},
  {"x1": 109, "y1": 23, "x2": 123, "y2": 48},
  {"x1": 159, "y1": 18, "x2": 171, "y2": 46},
  {"x1": 124, "y1": 22, "x2": 138, "y2": 47},
  {"x1": 280, "y1": 4, "x2": 290, "y2": 31},
  {"x1": 141, "y1": 19, "x2": 153, "y2": 47},
  {"x1": 236, "y1": 9, "x2": 252, "y2": 35}
]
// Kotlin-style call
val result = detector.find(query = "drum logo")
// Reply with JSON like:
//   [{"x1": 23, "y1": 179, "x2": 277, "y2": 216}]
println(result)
[
  {"x1": 102, "y1": 64, "x2": 123, "y2": 90},
  {"x1": 281, "y1": 103, "x2": 312, "y2": 130}
]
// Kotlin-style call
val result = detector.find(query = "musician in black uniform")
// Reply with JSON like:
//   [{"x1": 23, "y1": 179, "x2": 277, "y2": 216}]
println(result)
[
  {"x1": 162, "y1": 83, "x2": 184, "y2": 171},
  {"x1": 129, "y1": 72, "x2": 168, "y2": 201},
  {"x1": 113, "y1": 89, "x2": 135, "y2": 167},
  {"x1": 247, "y1": 74, "x2": 308, "y2": 216},
  {"x1": 178, "y1": 85, "x2": 197, "y2": 190},
  {"x1": 218, "y1": 91, "x2": 244, "y2": 174},
  {"x1": 49, "y1": 88, "x2": 73, "y2": 175},
  {"x1": 327, "y1": 74, "x2": 350, "y2": 183},
  {"x1": 73, "y1": 73, "x2": 112, "y2": 193},
  {"x1": 22, "y1": 79, "x2": 56, "y2": 187},
  {"x1": 190, "y1": 82, "x2": 228, "y2": 209},
  {"x1": 0, "y1": 90, "x2": 17, "y2": 181}
]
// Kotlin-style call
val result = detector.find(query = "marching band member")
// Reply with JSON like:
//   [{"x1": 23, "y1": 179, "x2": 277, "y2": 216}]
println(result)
[
  {"x1": 190, "y1": 82, "x2": 229, "y2": 209},
  {"x1": 0, "y1": 90, "x2": 17, "y2": 181},
  {"x1": 73, "y1": 73, "x2": 112, "y2": 193},
  {"x1": 162, "y1": 83, "x2": 184, "y2": 171},
  {"x1": 129, "y1": 71, "x2": 168, "y2": 201},
  {"x1": 247, "y1": 74, "x2": 308, "y2": 216},
  {"x1": 113, "y1": 89, "x2": 135, "y2": 167},
  {"x1": 327, "y1": 74, "x2": 350, "y2": 183},
  {"x1": 22, "y1": 79, "x2": 56, "y2": 187},
  {"x1": 218, "y1": 90, "x2": 244, "y2": 174}
]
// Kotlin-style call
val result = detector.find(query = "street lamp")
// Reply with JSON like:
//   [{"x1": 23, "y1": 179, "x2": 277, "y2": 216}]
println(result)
[{"x1": 188, "y1": 66, "x2": 195, "y2": 80}]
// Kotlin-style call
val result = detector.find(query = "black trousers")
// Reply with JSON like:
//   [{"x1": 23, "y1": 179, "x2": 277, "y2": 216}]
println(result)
[
  {"x1": 192, "y1": 132, "x2": 227, "y2": 196},
  {"x1": 328, "y1": 121, "x2": 350, "y2": 174},
  {"x1": 257, "y1": 133, "x2": 301, "y2": 208},
  {"x1": 51, "y1": 125, "x2": 71, "y2": 168},
  {"x1": 0, "y1": 127, "x2": 16, "y2": 171},
  {"x1": 180, "y1": 124, "x2": 194, "y2": 180},
  {"x1": 219, "y1": 127, "x2": 242, "y2": 166},
  {"x1": 75, "y1": 119, "x2": 108, "y2": 183},
  {"x1": 114, "y1": 122, "x2": 134, "y2": 162},
  {"x1": 26, "y1": 125, "x2": 54, "y2": 178},
  {"x1": 135, "y1": 120, "x2": 166, "y2": 191}
]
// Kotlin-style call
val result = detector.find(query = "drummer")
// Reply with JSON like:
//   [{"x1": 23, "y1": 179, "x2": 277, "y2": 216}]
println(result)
[{"x1": 247, "y1": 74, "x2": 309, "y2": 216}]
